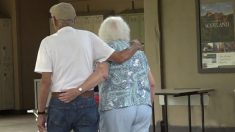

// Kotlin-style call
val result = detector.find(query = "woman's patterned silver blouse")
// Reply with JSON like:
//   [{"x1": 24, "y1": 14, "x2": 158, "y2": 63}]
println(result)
[{"x1": 99, "y1": 40, "x2": 151, "y2": 111}]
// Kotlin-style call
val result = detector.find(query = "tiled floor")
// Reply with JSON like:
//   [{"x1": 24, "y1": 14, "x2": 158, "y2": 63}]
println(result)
[{"x1": 0, "y1": 114, "x2": 37, "y2": 132}]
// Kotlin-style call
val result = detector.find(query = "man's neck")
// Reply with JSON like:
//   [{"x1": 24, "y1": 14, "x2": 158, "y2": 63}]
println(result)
[{"x1": 56, "y1": 24, "x2": 74, "y2": 31}]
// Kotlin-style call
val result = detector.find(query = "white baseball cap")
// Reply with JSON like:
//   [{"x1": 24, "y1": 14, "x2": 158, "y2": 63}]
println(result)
[{"x1": 50, "y1": 2, "x2": 76, "y2": 20}]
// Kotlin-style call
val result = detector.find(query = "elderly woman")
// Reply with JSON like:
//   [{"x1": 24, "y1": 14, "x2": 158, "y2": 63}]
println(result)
[{"x1": 98, "y1": 16, "x2": 156, "y2": 132}]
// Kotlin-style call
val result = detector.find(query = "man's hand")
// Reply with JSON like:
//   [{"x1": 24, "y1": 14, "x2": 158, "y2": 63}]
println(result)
[
  {"x1": 58, "y1": 88, "x2": 80, "y2": 103},
  {"x1": 130, "y1": 39, "x2": 144, "y2": 51},
  {"x1": 36, "y1": 115, "x2": 46, "y2": 132}
]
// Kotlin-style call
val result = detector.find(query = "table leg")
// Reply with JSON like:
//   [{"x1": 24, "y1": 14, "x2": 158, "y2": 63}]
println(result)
[
  {"x1": 188, "y1": 95, "x2": 192, "y2": 132},
  {"x1": 200, "y1": 93, "x2": 205, "y2": 132},
  {"x1": 152, "y1": 102, "x2": 156, "y2": 132},
  {"x1": 163, "y1": 95, "x2": 168, "y2": 132}
]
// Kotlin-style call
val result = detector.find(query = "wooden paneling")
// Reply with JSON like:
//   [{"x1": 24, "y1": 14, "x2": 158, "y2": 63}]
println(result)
[
  {"x1": 0, "y1": 18, "x2": 14, "y2": 110},
  {"x1": 121, "y1": 13, "x2": 145, "y2": 43},
  {"x1": 50, "y1": 15, "x2": 104, "y2": 34}
]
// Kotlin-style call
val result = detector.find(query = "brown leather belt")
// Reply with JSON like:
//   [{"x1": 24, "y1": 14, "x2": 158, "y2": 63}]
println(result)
[{"x1": 51, "y1": 91, "x2": 94, "y2": 98}]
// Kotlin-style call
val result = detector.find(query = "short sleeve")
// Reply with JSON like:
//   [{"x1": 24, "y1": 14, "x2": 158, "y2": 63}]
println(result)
[
  {"x1": 34, "y1": 39, "x2": 53, "y2": 73},
  {"x1": 89, "y1": 32, "x2": 115, "y2": 62}
]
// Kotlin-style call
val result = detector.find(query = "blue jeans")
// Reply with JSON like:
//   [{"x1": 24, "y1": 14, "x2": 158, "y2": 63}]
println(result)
[{"x1": 47, "y1": 96, "x2": 99, "y2": 132}]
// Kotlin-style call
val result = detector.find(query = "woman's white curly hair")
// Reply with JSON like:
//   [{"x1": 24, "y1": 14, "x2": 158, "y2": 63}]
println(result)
[{"x1": 98, "y1": 16, "x2": 130, "y2": 44}]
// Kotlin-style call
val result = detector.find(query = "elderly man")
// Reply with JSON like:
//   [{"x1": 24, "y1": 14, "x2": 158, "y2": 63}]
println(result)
[{"x1": 35, "y1": 2, "x2": 142, "y2": 132}]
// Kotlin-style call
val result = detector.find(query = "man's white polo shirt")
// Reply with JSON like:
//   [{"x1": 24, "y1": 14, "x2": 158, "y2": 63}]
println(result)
[{"x1": 35, "y1": 26, "x2": 114, "y2": 92}]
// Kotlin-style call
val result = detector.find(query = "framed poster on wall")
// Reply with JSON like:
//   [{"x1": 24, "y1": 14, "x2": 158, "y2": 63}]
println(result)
[{"x1": 196, "y1": 0, "x2": 235, "y2": 73}]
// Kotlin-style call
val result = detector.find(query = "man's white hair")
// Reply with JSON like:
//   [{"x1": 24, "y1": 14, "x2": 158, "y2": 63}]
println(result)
[{"x1": 98, "y1": 16, "x2": 130, "y2": 44}]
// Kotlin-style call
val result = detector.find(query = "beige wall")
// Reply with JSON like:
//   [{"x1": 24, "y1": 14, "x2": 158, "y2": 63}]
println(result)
[
  {"x1": 145, "y1": 0, "x2": 235, "y2": 127},
  {"x1": 144, "y1": 0, "x2": 163, "y2": 124},
  {"x1": 61, "y1": 0, "x2": 143, "y2": 14}
]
